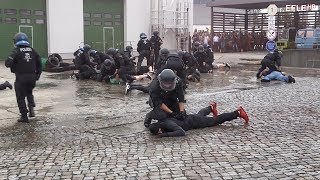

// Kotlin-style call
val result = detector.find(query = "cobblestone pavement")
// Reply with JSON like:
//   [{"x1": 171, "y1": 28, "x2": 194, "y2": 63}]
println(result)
[{"x1": 0, "y1": 60, "x2": 320, "y2": 179}]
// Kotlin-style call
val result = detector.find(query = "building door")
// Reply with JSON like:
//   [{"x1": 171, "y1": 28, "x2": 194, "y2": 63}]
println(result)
[
  {"x1": 103, "y1": 27, "x2": 114, "y2": 52},
  {"x1": 83, "y1": 0, "x2": 124, "y2": 53},
  {"x1": 19, "y1": 25, "x2": 33, "y2": 47},
  {"x1": 0, "y1": 0, "x2": 47, "y2": 60}
]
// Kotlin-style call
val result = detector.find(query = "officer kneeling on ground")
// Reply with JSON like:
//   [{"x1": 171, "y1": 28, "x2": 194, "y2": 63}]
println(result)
[
  {"x1": 256, "y1": 49, "x2": 295, "y2": 83},
  {"x1": 5, "y1": 33, "x2": 42, "y2": 123},
  {"x1": 144, "y1": 69, "x2": 186, "y2": 127}
]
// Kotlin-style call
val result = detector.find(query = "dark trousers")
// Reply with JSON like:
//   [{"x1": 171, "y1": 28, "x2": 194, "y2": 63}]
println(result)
[
  {"x1": 185, "y1": 106, "x2": 238, "y2": 130},
  {"x1": 77, "y1": 65, "x2": 95, "y2": 79},
  {"x1": 118, "y1": 67, "x2": 136, "y2": 83},
  {"x1": 145, "y1": 102, "x2": 180, "y2": 125},
  {"x1": 130, "y1": 84, "x2": 149, "y2": 93},
  {"x1": 154, "y1": 50, "x2": 160, "y2": 70},
  {"x1": 14, "y1": 74, "x2": 36, "y2": 115},
  {"x1": 0, "y1": 83, "x2": 6, "y2": 90},
  {"x1": 137, "y1": 50, "x2": 151, "y2": 72},
  {"x1": 198, "y1": 65, "x2": 211, "y2": 73}
]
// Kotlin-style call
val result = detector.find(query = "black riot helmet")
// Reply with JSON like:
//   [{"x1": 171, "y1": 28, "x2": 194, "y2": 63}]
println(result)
[
  {"x1": 89, "y1": 50, "x2": 97, "y2": 57},
  {"x1": 13, "y1": 33, "x2": 30, "y2": 46},
  {"x1": 177, "y1": 50, "x2": 186, "y2": 58},
  {"x1": 125, "y1": 46, "x2": 133, "y2": 52},
  {"x1": 106, "y1": 48, "x2": 117, "y2": 56},
  {"x1": 160, "y1": 48, "x2": 170, "y2": 55},
  {"x1": 103, "y1": 59, "x2": 113, "y2": 70},
  {"x1": 153, "y1": 31, "x2": 159, "y2": 36},
  {"x1": 140, "y1": 33, "x2": 147, "y2": 40},
  {"x1": 157, "y1": 69, "x2": 177, "y2": 91},
  {"x1": 198, "y1": 45, "x2": 205, "y2": 52},
  {"x1": 83, "y1": 44, "x2": 91, "y2": 53}
]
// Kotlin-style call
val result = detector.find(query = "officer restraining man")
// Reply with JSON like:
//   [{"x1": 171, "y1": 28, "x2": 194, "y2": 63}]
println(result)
[
  {"x1": 148, "y1": 103, "x2": 249, "y2": 137},
  {"x1": 144, "y1": 69, "x2": 186, "y2": 128},
  {"x1": 137, "y1": 33, "x2": 153, "y2": 73},
  {"x1": 150, "y1": 31, "x2": 163, "y2": 70},
  {"x1": 256, "y1": 49, "x2": 295, "y2": 83},
  {"x1": 73, "y1": 44, "x2": 97, "y2": 80},
  {"x1": 5, "y1": 33, "x2": 42, "y2": 123},
  {"x1": 0, "y1": 81, "x2": 13, "y2": 90}
]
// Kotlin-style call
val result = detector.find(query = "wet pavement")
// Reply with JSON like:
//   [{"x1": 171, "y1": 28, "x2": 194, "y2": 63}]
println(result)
[{"x1": 0, "y1": 54, "x2": 320, "y2": 179}]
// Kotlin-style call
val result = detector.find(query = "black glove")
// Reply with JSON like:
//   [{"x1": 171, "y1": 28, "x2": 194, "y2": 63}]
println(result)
[
  {"x1": 174, "y1": 111, "x2": 187, "y2": 121},
  {"x1": 256, "y1": 72, "x2": 261, "y2": 79},
  {"x1": 170, "y1": 111, "x2": 179, "y2": 118}
]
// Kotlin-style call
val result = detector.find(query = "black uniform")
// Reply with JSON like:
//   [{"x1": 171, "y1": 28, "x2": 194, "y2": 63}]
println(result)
[
  {"x1": 194, "y1": 51, "x2": 213, "y2": 73},
  {"x1": 114, "y1": 53, "x2": 136, "y2": 83},
  {"x1": 257, "y1": 52, "x2": 281, "y2": 77},
  {"x1": 144, "y1": 77, "x2": 185, "y2": 126},
  {"x1": 150, "y1": 35, "x2": 163, "y2": 69},
  {"x1": 150, "y1": 106, "x2": 239, "y2": 137},
  {"x1": 73, "y1": 49, "x2": 96, "y2": 80},
  {"x1": 96, "y1": 60, "x2": 117, "y2": 83},
  {"x1": 137, "y1": 39, "x2": 152, "y2": 72},
  {"x1": 5, "y1": 46, "x2": 42, "y2": 116},
  {"x1": 181, "y1": 52, "x2": 199, "y2": 78},
  {"x1": 91, "y1": 51, "x2": 111, "y2": 69},
  {"x1": 157, "y1": 55, "x2": 187, "y2": 90}
]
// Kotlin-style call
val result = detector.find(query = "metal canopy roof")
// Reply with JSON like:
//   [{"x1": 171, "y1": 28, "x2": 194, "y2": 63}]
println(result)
[{"x1": 206, "y1": 0, "x2": 319, "y2": 9}]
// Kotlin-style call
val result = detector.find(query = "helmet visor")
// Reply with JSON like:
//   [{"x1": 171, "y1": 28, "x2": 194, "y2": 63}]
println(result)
[{"x1": 159, "y1": 80, "x2": 176, "y2": 91}]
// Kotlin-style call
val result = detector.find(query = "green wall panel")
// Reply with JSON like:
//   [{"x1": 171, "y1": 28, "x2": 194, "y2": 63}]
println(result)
[
  {"x1": 84, "y1": 0, "x2": 124, "y2": 52},
  {"x1": 0, "y1": 0, "x2": 47, "y2": 60}
]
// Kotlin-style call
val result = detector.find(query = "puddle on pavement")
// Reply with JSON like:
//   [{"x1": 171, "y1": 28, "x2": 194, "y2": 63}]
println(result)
[
  {"x1": 47, "y1": 72, "x2": 73, "y2": 80},
  {"x1": 1, "y1": 67, "x2": 319, "y2": 142},
  {"x1": 36, "y1": 82, "x2": 58, "y2": 89},
  {"x1": 96, "y1": 122, "x2": 146, "y2": 136}
]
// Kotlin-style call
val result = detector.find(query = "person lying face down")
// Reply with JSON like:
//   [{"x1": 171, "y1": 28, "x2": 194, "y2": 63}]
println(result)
[{"x1": 149, "y1": 102, "x2": 249, "y2": 138}]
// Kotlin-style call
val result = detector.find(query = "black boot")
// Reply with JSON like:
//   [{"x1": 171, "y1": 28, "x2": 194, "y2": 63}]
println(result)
[
  {"x1": 288, "y1": 75, "x2": 296, "y2": 83},
  {"x1": 18, "y1": 114, "x2": 29, "y2": 123},
  {"x1": 144, "y1": 112, "x2": 152, "y2": 128},
  {"x1": 29, "y1": 107, "x2": 35, "y2": 117},
  {"x1": 4, "y1": 81, "x2": 13, "y2": 90}
]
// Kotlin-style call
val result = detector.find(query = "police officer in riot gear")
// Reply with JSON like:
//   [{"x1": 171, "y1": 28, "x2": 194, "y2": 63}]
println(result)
[
  {"x1": 157, "y1": 54, "x2": 188, "y2": 92},
  {"x1": 5, "y1": 33, "x2": 42, "y2": 123},
  {"x1": 155, "y1": 48, "x2": 170, "y2": 70},
  {"x1": 0, "y1": 81, "x2": 13, "y2": 90},
  {"x1": 73, "y1": 44, "x2": 97, "y2": 80},
  {"x1": 178, "y1": 50, "x2": 200, "y2": 82},
  {"x1": 257, "y1": 50, "x2": 295, "y2": 83},
  {"x1": 96, "y1": 59, "x2": 117, "y2": 83},
  {"x1": 192, "y1": 41, "x2": 200, "y2": 54},
  {"x1": 137, "y1": 33, "x2": 152, "y2": 73},
  {"x1": 150, "y1": 31, "x2": 163, "y2": 70},
  {"x1": 194, "y1": 45, "x2": 213, "y2": 73},
  {"x1": 89, "y1": 50, "x2": 111, "y2": 69},
  {"x1": 144, "y1": 69, "x2": 186, "y2": 127}
]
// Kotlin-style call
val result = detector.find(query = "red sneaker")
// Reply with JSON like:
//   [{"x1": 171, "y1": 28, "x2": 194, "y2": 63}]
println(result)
[
  {"x1": 210, "y1": 102, "x2": 218, "y2": 118},
  {"x1": 238, "y1": 106, "x2": 249, "y2": 123}
]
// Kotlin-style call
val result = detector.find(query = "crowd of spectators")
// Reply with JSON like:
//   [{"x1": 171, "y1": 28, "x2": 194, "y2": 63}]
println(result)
[{"x1": 192, "y1": 29, "x2": 269, "y2": 53}]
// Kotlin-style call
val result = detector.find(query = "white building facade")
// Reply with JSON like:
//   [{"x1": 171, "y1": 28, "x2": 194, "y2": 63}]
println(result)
[{"x1": 47, "y1": 0, "x2": 193, "y2": 59}]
